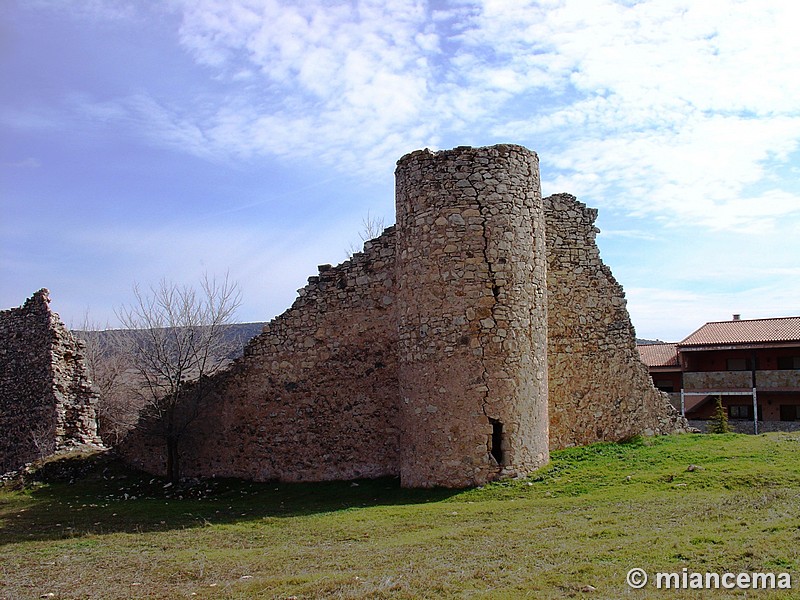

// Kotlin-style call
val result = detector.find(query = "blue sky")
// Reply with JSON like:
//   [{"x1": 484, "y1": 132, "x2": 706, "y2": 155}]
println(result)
[{"x1": 2, "y1": 0, "x2": 799, "y2": 341}]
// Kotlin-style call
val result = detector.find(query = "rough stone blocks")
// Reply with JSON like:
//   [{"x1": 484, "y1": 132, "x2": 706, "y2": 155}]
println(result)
[{"x1": 117, "y1": 144, "x2": 686, "y2": 488}]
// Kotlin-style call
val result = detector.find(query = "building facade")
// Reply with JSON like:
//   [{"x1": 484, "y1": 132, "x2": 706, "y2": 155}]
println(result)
[{"x1": 639, "y1": 316, "x2": 800, "y2": 433}]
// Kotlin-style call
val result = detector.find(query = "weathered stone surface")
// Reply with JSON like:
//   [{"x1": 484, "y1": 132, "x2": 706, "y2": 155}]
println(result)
[
  {"x1": 121, "y1": 231, "x2": 400, "y2": 483},
  {"x1": 544, "y1": 193, "x2": 686, "y2": 447},
  {"x1": 0, "y1": 289, "x2": 102, "y2": 474},
  {"x1": 395, "y1": 145, "x2": 548, "y2": 487},
  {"x1": 119, "y1": 145, "x2": 686, "y2": 488}
]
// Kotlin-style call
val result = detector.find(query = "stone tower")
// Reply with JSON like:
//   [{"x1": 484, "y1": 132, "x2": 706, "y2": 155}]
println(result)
[{"x1": 395, "y1": 144, "x2": 549, "y2": 488}]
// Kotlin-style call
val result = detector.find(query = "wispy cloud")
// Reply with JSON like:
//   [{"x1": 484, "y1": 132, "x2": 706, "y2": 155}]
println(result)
[
  {"x1": 597, "y1": 228, "x2": 657, "y2": 241},
  {"x1": 9, "y1": 0, "x2": 800, "y2": 335},
  {"x1": 168, "y1": 0, "x2": 440, "y2": 171},
  {"x1": 478, "y1": 0, "x2": 800, "y2": 231},
  {"x1": 0, "y1": 106, "x2": 61, "y2": 131},
  {"x1": 57, "y1": 0, "x2": 800, "y2": 233},
  {"x1": 1, "y1": 158, "x2": 41, "y2": 168},
  {"x1": 26, "y1": 0, "x2": 140, "y2": 22},
  {"x1": 48, "y1": 218, "x2": 357, "y2": 324},
  {"x1": 26, "y1": 0, "x2": 141, "y2": 21}
]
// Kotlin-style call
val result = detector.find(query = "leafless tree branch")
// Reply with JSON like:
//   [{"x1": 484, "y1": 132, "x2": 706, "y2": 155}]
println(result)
[
  {"x1": 114, "y1": 273, "x2": 242, "y2": 481},
  {"x1": 345, "y1": 210, "x2": 386, "y2": 258}
]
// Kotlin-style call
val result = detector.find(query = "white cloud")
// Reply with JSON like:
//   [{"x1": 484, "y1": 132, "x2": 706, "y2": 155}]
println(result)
[
  {"x1": 539, "y1": 112, "x2": 800, "y2": 231},
  {"x1": 11, "y1": 0, "x2": 800, "y2": 337},
  {"x1": 20, "y1": 0, "x2": 800, "y2": 232},
  {"x1": 26, "y1": 0, "x2": 140, "y2": 21},
  {"x1": 167, "y1": 0, "x2": 438, "y2": 172},
  {"x1": 463, "y1": 0, "x2": 800, "y2": 230},
  {"x1": 1, "y1": 158, "x2": 41, "y2": 168},
  {"x1": 597, "y1": 229, "x2": 657, "y2": 241}
]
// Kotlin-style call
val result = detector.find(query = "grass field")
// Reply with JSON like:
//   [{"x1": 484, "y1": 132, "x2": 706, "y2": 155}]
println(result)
[{"x1": 2, "y1": 432, "x2": 799, "y2": 599}]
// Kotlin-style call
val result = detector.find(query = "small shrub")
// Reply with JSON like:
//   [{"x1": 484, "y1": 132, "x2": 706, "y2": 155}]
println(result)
[{"x1": 708, "y1": 396, "x2": 731, "y2": 434}]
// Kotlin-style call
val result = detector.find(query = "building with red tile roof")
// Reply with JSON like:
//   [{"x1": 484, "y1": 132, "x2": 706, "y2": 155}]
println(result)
[
  {"x1": 638, "y1": 316, "x2": 800, "y2": 433},
  {"x1": 638, "y1": 342, "x2": 680, "y2": 368},
  {"x1": 679, "y1": 316, "x2": 800, "y2": 349}
]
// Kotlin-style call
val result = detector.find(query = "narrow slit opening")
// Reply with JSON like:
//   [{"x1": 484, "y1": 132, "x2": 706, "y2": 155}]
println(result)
[{"x1": 489, "y1": 419, "x2": 504, "y2": 465}]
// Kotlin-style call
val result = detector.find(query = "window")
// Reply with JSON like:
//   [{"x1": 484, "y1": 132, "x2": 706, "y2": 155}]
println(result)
[
  {"x1": 728, "y1": 404, "x2": 762, "y2": 420},
  {"x1": 777, "y1": 356, "x2": 800, "y2": 370},
  {"x1": 726, "y1": 358, "x2": 749, "y2": 371},
  {"x1": 780, "y1": 405, "x2": 800, "y2": 421},
  {"x1": 729, "y1": 405, "x2": 751, "y2": 419}
]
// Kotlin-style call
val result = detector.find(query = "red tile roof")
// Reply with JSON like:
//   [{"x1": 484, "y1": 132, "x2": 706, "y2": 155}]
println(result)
[
  {"x1": 637, "y1": 342, "x2": 679, "y2": 367},
  {"x1": 679, "y1": 316, "x2": 800, "y2": 348}
]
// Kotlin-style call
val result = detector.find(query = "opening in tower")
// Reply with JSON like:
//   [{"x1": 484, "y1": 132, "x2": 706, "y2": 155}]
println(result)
[{"x1": 489, "y1": 419, "x2": 504, "y2": 465}]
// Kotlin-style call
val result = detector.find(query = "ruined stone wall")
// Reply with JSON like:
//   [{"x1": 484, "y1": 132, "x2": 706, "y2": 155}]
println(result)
[
  {"x1": 121, "y1": 230, "x2": 401, "y2": 482},
  {"x1": 395, "y1": 145, "x2": 548, "y2": 487},
  {"x1": 120, "y1": 145, "x2": 685, "y2": 488},
  {"x1": 543, "y1": 194, "x2": 686, "y2": 448},
  {"x1": 0, "y1": 289, "x2": 102, "y2": 473}
]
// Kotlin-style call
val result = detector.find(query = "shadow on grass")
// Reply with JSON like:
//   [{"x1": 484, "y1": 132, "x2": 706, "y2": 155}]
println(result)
[
  {"x1": 7, "y1": 433, "x2": 798, "y2": 547},
  {"x1": 0, "y1": 452, "x2": 460, "y2": 546}
]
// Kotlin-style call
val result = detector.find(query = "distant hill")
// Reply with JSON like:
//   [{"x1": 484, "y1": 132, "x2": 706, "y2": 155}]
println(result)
[
  {"x1": 636, "y1": 338, "x2": 665, "y2": 345},
  {"x1": 75, "y1": 322, "x2": 268, "y2": 360},
  {"x1": 218, "y1": 322, "x2": 268, "y2": 349}
]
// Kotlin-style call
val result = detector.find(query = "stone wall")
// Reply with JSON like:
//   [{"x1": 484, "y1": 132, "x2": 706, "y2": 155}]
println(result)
[
  {"x1": 688, "y1": 419, "x2": 800, "y2": 434},
  {"x1": 121, "y1": 230, "x2": 401, "y2": 482},
  {"x1": 758, "y1": 370, "x2": 800, "y2": 389},
  {"x1": 683, "y1": 370, "x2": 753, "y2": 390},
  {"x1": 0, "y1": 289, "x2": 102, "y2": 474},
  {"x1": 120, "y1": 145, "x2": 684, "y2": 488},
  {"x1": 544, "y1": 194, "x2": 685, "y2": 448}
]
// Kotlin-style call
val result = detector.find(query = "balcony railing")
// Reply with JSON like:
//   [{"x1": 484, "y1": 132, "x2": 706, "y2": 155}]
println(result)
[
  {"x1": 683, "y1": 371, "x2": 752, "y2": 391},
  {"x1": 683, "y1": 370, "x2": 800, "y2": 392},
  {"x1": 756, "y1": 369, "x2": 800, "y2": 391}
]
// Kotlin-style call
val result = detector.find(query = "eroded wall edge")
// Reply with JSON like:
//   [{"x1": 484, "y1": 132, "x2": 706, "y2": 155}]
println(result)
[{"x1": 0, "y1": 289, "x2": 102, "y2": 473}]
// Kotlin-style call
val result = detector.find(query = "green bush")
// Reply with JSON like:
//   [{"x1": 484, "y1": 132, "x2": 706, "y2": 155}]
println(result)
[{"x1": 708, "y1": 395, "x2": 731, "y2": 433}]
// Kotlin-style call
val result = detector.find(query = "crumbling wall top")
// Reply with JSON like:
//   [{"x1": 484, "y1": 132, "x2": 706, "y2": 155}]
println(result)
[{"x1": 1, "y1": 289, "x2": 102, "y2": 474}]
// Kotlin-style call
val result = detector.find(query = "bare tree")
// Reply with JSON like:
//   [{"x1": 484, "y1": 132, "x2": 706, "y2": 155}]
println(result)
[
  {"x1": 345, "y1": 210, "x2": 386, "y2": 257},
  {"x1": 115, "y1": 274, "x2": 242, "y2": 482},
  {"x1": 74, "y1": 315, "x2": 140, "y2": 446},
  {"x1": 29, "y1": 418, "x2": 56, "y2": 461}
]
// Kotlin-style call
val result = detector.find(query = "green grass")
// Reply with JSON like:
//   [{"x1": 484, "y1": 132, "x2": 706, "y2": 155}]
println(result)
[{"x1": 2, "y1": 433, "x2": 800, "y2": 599}]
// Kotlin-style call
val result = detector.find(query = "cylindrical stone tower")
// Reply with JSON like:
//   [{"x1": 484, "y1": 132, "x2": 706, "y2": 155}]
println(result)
[{"x1": 395, "y1": 144, "x2": 549, "y2": 488}]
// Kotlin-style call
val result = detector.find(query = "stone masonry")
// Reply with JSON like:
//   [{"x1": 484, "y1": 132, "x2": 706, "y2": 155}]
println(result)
[
  {"x1": 544, "y1": 194, "x2": 682, "y2": 447},
  {"x1": 120, "y1": 144, "x2": 686, "y2": 488},
  {"x1": 396, "y1": 146, "x2": 548, "y2": 487},
  {"x1": 0, "y1": 289, "x2": 103, "y2": 474},
  {"x1": 120, "y1": 229, "x2": 401, "y2": 483}
]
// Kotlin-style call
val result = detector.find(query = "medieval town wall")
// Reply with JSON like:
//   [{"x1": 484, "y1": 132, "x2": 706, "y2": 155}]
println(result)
[
  {"x1": 118, "y1": 145, "x2": 685, "y2": 488},
  {"x1": 543, "y1": 193, "x2": 685, "y2": 448},
  {"x1": 0, "y1": 289, "x2": 102, "y2": 474},
  {"x1": 120, "y1": 229, "x2": 401, "y2": 482}
]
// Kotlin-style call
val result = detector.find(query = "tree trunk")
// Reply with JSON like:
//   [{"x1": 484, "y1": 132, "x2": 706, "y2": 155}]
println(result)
[{"x1": 166, "y1": 436, "x2": 180, "y2": 483}]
